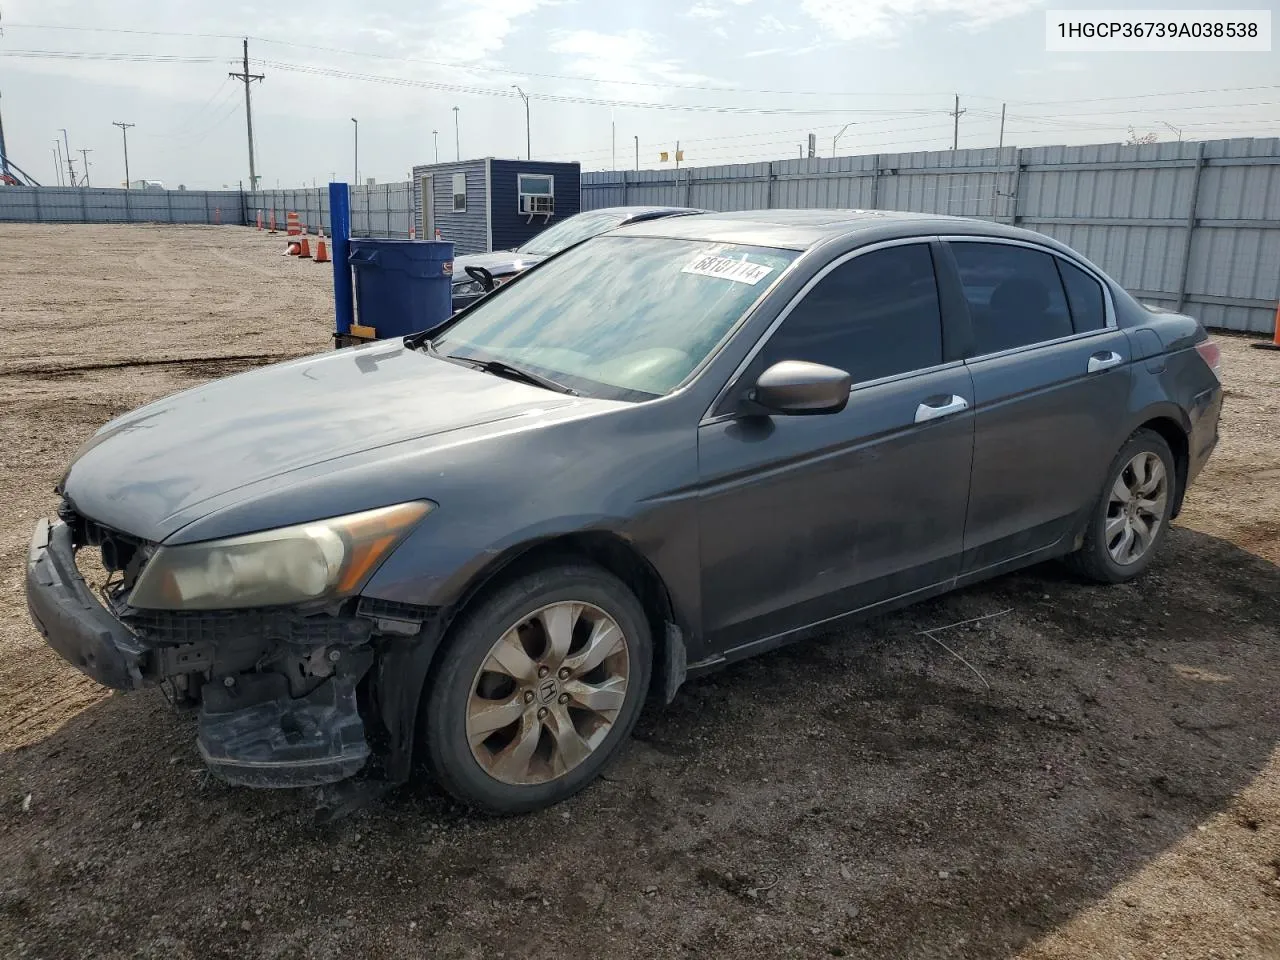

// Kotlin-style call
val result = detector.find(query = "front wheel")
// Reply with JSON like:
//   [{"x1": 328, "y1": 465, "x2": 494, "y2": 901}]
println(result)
[
  {"x1": 420, "y1": 563, "x2": 652, "y2": 814},
  {"x1": 1066, "y1": 428, "x2": 1177, "y2": 583}
]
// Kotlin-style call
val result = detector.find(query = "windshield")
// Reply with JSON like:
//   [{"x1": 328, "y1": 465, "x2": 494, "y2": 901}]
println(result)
[
  {"x1": 515, "y1": 211, "x2": 630, "y2": 256},
  {"x1": 432, "y1": 236, "x2": 798, "y2": 400}
]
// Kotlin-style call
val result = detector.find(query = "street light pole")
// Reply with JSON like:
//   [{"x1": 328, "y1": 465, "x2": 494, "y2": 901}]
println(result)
[
  {"x1": 453, "y1": 106, "x2": 460, "y2": 161},
  {"x1": 512, "y1": 86, "x2": 530, "y2": 159},
  {"x1": 351, "y1": 117, "x2": 358, "y2": 184},
  {"x1": 432, "y1": 129, "x2": 439, "y2": 164},
  {"x1": 112, "y1": 121, "x2": 135, "y2": 188},
  {"x1": 833, "y1": 122, "x2": 852, "y2": 158}
]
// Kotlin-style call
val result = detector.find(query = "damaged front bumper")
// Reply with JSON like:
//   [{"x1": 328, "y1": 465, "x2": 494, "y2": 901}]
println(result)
[{"x1": 25, "y1": 517, "x2": 405, "y2": 789}]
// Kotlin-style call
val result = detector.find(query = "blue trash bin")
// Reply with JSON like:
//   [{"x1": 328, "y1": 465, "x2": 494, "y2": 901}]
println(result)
[{"x1": 348, "y1": 239, "x2": 455, "y2": 340}]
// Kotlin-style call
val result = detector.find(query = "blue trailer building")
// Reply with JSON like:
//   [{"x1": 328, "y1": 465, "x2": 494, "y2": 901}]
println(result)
[{"x1": 410, "y1": 158, "x2": 582, "y2": 256}]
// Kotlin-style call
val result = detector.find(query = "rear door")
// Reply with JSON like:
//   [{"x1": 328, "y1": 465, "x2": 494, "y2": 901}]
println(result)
[
  {"x1": 945, "y1": 238, "x2": 1131, "y2": 573},
  {"x1": 696, "y1": 240, "x2": 975, "y2": 653}
]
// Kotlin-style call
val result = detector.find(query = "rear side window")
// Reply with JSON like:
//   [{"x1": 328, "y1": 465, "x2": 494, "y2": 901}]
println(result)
[
  {"x1": 755, "y1": 244, "x2": 943, "y2": 385},
  {"x1": 1056, "y1": 259, "x2": 1107, "y2": 332},
  {"x1": 950, "y1": 242, "x2": 1073, "y2": 354}
]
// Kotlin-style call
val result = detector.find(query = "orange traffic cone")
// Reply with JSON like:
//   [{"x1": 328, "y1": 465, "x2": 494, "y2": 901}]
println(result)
[
  {"x1": 314, "y1": 226, "x2": 330, "y2": 263},
  {"x1": 269, "y1": 210, "x2": 277, "y2": 234},
  {"x1": 1252, "y1": 302, "x2": 1280, "y2": 351},
  {"x1": 298, "y1": 235, "x2": 312, "y2": 259},
  {"x1": 285, "y1": 240, "x2": 301, "y2": 256},
  {"x1": 256, "y1": 210, "x2": 263, "y2": 231}
]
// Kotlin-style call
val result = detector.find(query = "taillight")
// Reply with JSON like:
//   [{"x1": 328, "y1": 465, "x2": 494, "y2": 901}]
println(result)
[{"x1": 1195, "y1": 339, "x2": 1222, "y2": 379}]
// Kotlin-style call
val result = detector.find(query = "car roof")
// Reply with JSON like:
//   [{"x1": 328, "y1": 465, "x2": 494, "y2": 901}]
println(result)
[
  {"x1": 607, "y1": 208, "x2": 1054, "y2": 251},
  {"x1": 587, "y1": 205, "x2": 708, "y2": 222}
]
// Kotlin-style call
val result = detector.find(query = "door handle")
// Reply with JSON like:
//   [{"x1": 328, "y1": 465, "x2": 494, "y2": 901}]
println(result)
[
  {"x1": 1088, "y1": 351, "x2": 1123, "y2": 373},
  {"x1": 914, "y1": 394, "x2": 969, "y2": 424}
]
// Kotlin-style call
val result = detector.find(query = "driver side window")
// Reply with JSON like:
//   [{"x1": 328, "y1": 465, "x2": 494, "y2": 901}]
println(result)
[{"x1": 753, "y1": 243, "x2": 944, "y2": 385}]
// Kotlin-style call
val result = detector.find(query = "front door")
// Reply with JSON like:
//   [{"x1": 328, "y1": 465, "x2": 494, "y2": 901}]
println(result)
[
  {"x1": 947, "y1": 239, "x2": 1132, "y2": 572},
  {"x1": 697, "y1": 241, "x2": 975, "y2": 654}
]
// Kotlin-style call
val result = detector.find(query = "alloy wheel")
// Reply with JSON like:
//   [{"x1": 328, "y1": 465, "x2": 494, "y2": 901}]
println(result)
[
  {"x1": 465, "y1": 601, "x2": 630, "y2": 785},
  {"x1": 1105, "y1": 451, "x2": 1168, "y2": 565}
]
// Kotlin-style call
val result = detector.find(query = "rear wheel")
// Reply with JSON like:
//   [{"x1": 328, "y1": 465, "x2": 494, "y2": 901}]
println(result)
[
  {"x1": 421, "y1": 563, "x2": 652, "y2": 814},
  {"x1": 1066, "y1": 428, "x2": 1177, "y2": 583}
]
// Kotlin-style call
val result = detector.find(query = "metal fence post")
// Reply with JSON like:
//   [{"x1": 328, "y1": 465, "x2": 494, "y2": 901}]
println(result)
[
  {"x1": 79, "y1": 187, "x2": 87, "y2": 221},
  {"x1": 1176, "y1": 141, "x2": 1207, "y2": 312},
  {"x1": 1009, "y1": 149, "x2": 1026, "y2": 226},
  {"x1": 870, "y1": 155, "x2": 881, "y2": 209},
  {"x1": 33, "y1": 186, "x2": 42, "y2": 222},
  {"x1": 386, "y1": 183, "x2": 392, "y2": 236},
  {"x1": 767, "y1": 163, "x2": 776, "y2": 209},
  {"x1": 622, "y1": 171, "x2": 629, "y2": 206}
]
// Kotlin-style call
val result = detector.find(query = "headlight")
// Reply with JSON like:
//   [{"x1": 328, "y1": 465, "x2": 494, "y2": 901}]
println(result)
[
  {"x1": 451, "y1": 279, "x2": 486, "y2": 298},
  {"x1": 128, "y1": 502, "x2": 433, "y2": 610}
]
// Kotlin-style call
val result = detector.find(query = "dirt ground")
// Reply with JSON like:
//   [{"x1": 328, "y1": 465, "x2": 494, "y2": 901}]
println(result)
[{"x1": 0, "y1": 223, "x2": 1277, "y2": 960}]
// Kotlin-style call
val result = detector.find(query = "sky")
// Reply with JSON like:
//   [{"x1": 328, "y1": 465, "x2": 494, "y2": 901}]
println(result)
[{"x1": 0, "y1": 0, "x2": 1277, "y2": 189}]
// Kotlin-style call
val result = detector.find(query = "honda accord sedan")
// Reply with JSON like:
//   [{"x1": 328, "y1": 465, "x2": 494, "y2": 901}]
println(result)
[
  {"x1": 449, "y1": 205, "x2": 705, "y2": 310},
  {"x1": 27, "y1": 209, "x2": 1222, "y2": 815}
]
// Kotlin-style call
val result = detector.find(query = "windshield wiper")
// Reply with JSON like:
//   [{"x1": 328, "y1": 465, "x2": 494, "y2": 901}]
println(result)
[{"x1": 446, "y1": 354, "x2": 577, "y2": 395}]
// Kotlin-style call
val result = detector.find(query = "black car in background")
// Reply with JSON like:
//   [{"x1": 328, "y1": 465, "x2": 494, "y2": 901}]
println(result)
[{"x1": 450, "y1": 205, "x2": 706, "y2": 310}]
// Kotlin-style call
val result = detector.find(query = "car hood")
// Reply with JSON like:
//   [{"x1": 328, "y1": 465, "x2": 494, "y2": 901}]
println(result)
[
  {"x1": 62, "y1": 341, "x2": 582, "y2": 541},
  {"x1": 452, "y1": 250, "x2": 545, "y2": 278}
]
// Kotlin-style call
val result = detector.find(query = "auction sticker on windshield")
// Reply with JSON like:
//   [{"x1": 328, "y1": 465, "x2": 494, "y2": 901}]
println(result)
[{"x1": 682, "y1": 253, "x2": 775, "y2": 285}]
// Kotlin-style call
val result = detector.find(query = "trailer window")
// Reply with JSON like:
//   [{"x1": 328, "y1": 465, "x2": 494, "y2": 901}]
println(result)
[{"x1": 452, "y1": 173, "x2": 467, "y2": 212}]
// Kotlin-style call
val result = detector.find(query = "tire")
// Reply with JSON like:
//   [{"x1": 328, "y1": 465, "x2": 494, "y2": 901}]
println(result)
[
  {"x1": 1065, "y1": 428, "x2": 1178, "y2": 584},
  {"x1": 420, "y1": 562, "x2": 652, "y2": 814}
]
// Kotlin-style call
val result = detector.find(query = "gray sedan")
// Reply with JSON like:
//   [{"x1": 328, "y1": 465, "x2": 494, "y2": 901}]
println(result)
[{"x1": 27, "y1": 210, "x2": 1222, "y2": 816}]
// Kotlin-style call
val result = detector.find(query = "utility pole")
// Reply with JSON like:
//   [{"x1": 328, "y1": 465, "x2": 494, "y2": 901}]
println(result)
[
  {"x1": 432, "y1": 129, "x2": 438, "y2": 164},
  {"x1": 53, "y1": 139, "x2": 64, "y2": 186},
  {"x1": 993, "y1": 102, "x2": 1007, "y2": 220},
  {"x1": 512, "y1": 86, "x2": 530, "y2": 159},
  {"x1": 453, "y1": 106, "x2": 460, "y2": 161},
  {"x1": 229, "y1": 39, "x2": 264, "y2": 191},
  {"x1": 113, "y1": 121, "x2": 135, "y2": 189},
  {"x1": 0, "y1": 91, "x2": 9, "y2": 178},
  {"x1": 634, "y1": 135, "x2": 639, "y2": 171},
  {"x1": 78, "y1": 148, "x2": 92, "y2": 186},
  {"x1": 951, "y1": 94, "x2": 966, "y2": 151},
  {"x1": 61, "y1": 128, "x2": 75, "y2": 187},
  {"x1": 351, "y1": 117, "x2": 358, "y2": 184}
]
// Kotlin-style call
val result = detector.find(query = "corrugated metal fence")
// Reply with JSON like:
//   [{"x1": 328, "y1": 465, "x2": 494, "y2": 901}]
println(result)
[
  {"x1": 244, "y1": 183, "x2": 413, "y2": 238},
  {"x1": 0, "y1": 187, "x2": 244, "y2": 225},
  {"x1": 3, "y1": 138, "x2": 1277, "y2": 332},
  {"x1": 583, "y1": 137, "x2": 1280, "y2": 334}
]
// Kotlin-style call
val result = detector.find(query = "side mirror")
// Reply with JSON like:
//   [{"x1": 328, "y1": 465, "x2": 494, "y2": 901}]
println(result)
[
  {"x1": 464, "y1": 264, "x2": 496, "y2": 292},
  {"x1": 748, "y1": 360, "x2": 851, "y2": 416}
]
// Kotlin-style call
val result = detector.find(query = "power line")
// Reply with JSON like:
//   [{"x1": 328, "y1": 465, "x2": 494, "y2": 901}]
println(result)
[
  {"x1": 0, "y1": 49, "x2": 222, "y2": 63},
  {"x1": 1, "y1": 23, "x2": 966, "y2": 99}
]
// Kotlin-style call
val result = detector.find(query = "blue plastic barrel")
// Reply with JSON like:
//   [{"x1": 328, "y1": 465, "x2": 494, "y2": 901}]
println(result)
[{"x1": 348, "y1": 239, "x2": 455, "y2": 339}]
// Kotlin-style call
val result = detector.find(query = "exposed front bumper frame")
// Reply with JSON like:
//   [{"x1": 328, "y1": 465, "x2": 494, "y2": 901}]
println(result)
[{"x1": 26, "y1": 518, "x2": 149, "y2": 690}]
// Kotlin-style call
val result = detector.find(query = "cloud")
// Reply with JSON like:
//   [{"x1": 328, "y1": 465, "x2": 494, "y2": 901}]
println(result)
[
  {"x1": 686, "y1": 2, "x2": 727, "y2": 19},
  {"x1": 799, "y1": 0, "x2": 1041, "y2": 41},
  {"x1": 548, "y1": 28, "x2": 718, "y2": 97},
  {"x1": 685, "y1": 0, "x2": 755, "y2": 19},
  {"x1": 757, "y1": 14, "x2": 801, "y2": 34}
]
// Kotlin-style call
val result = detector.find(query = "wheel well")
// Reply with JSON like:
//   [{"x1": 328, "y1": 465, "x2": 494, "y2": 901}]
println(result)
[
  {"x1": 436, "y1": 532, "x2": 680, "y2": 680},
  {"x1": 1137, "y1": 416, "x2": 1189, "y2": 517}
]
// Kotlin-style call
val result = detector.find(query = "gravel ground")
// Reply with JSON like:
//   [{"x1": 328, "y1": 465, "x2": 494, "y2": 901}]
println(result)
[{"x1": 0, "y1": 223, "x2": 1277, "y2": 960}]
